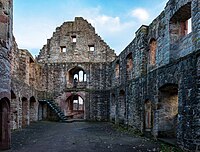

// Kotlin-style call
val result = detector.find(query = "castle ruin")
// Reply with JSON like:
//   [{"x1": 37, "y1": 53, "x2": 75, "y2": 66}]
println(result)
[{"x1": 0, "y1": 0, "x2": 200, "y2": 151}]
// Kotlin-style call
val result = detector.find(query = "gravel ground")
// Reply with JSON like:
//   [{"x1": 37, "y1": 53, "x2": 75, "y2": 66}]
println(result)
[{"x1": 4, "y1": 121, "x2": 161, "y2": 152}]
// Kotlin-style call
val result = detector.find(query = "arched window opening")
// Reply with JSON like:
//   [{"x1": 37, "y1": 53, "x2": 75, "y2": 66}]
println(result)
[
  {"x1": 126, "y1": 53, "x2": 133, "y2": 80},
  {"x1": 79, "y1": 70, "x2": 84, "y2": 82},
  {"x1": 149, "y1": 38, "x2": 157, "y2": 65},
  {"x1": 67, "y1": 66, "x2": 87, "y2": 88},
  {"x1": 84, "y1": 74, "x2": 87, "y2": 82},
  {"x1": 74, "y1": 74, "x2": 78, "y2": 80}
]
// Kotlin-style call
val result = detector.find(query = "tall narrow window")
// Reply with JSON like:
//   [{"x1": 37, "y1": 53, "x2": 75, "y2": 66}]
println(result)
[
  {"x1": 79, "y1": 70, "x2": 84, "y2": 82},
  {"x1": 84, "y1": 74, "x2": 86, "y2": 82},
  {"x1": 115, "y1": 61, "x2": 119, "y2": 78},
  {"x1": 187, "y1": 18, "x2": 192, "y2": 34},
  {"x1": 149, "y1": 38, "x2": 157, "y2": 65},
  {"x1": 126, "y1": 53, "x2": 133, "y2": 80}
]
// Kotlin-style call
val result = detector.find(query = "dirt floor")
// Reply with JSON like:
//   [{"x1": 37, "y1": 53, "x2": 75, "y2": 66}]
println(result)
[{"x1": 4, "y1": 121, "x2": 178, "y2": 152}]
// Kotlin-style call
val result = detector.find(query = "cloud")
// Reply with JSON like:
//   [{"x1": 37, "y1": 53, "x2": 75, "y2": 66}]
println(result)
[
  {"x1": 13, "y1": 5, "x2": 142, "y2": 56},
  {"x1": 130, "y1": 8, "x2": 149, "y2": 22}
]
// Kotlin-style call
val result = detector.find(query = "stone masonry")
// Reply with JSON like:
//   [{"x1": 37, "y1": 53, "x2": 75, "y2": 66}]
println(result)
[
  {"x1": 110, "y1": 0, "x2": 200, "y2": 151},
  {"x1": 0, "y1": 0, "x2": 199, "y2": 151},
  {"x1": 0, "y1": 0, "x2": 12, "y2": 150}
]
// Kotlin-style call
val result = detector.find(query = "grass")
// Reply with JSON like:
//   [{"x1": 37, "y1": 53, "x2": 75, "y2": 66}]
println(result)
[{"x1": 160, "y1": 143, "x2": 183, "y2": 152}]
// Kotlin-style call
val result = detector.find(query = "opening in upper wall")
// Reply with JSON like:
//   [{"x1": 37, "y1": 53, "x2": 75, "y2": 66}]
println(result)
[
  {"x1": 60, "y1": 46, "x2": 67, "y2": 52},
  {"x1": 149, "y1": 38, "x2": 157, "y2": 66},
  {"x1": 71, "y1": 35, "x2": 76, "y2": 43},
  {"x1": 126, "y1": 53, "x2": 133, "y2": 80},
  {"x1": 115, "y1": 60, "x2": 119, "y2": 78},
  {"x1": 88, "y1": 45, "x2": 95, "y2": 51},
  {"x1": 170, "y1": 2, "x2": 192, "y2": 43}
]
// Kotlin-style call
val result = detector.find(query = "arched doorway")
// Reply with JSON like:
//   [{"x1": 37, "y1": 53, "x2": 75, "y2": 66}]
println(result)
[
  {"x1": 158, "y1": 84, "x2": 178, "y2": 138},
  {"x1": 30, "y1": 96, "x2": 37, "y2": 122},
  {"x1": 65, "y1": 95, "x2": 84, "y2": 119},
  {"x1": 0, "y1": 97, "x2": 10, "y2": 150},
  {"x1": 22, "y1": 97, "x2": 29, "y2": 128},
  {"x1": 67, "y1": 67, "x2": 86, "y2": 88}
]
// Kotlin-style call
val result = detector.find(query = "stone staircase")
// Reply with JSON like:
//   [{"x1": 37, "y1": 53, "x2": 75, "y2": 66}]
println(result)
[{"x1": 39, "y1": 99, "x2": 67, "y2": 122}]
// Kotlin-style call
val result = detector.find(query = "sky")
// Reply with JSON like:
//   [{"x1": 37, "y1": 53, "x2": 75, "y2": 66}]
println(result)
[{"x1": 13, "y1": 0, "x2": 168, "y2": 57}]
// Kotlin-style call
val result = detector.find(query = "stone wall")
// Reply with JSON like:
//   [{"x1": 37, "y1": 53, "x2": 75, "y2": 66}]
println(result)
[
  {"x1": 37, "y1": 17, "x2": 116, "y2": 63},
  {"x1": 36, "y1": 17, "x2": 116, "y2": 121},
  {"x1": 110, "y1": 0, "x2": 200, "y2": 151},
  {"x1": 10, "y1": 46, "x2": 44, "y2": 130},
  {"x1": 0, "y1": 0, "x2": 13, "y2": 150},
  {"x1": 1, "y1": 0, "x2": 199, "y2": 151}
]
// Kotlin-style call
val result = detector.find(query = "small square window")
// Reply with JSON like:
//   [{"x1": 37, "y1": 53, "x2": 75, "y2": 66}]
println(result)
[
  {"x1": 89, "y1": 45, "x2": 95, "y2": 51},
  {"x1": 72, "y1": 36, "x2": 76, "y2": 43},
  {"x1": 60, "y1": 46, "x2": 67, "y2": 52}
]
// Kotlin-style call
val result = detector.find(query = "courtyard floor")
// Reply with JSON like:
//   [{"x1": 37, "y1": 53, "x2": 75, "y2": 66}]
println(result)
[{"x1": 5, "y1": 121, "x2": 178, "y2": 152}]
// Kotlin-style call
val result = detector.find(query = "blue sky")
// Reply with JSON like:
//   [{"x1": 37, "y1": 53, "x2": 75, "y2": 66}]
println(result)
[{"x1": 13, "y1": 0, "x2": 168, "y2": 57}]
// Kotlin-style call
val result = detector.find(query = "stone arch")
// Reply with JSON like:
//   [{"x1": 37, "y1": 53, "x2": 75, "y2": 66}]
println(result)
[
  {"x1": 149, "y1": 38, "x2": 157, "y2": 65},
  {"x1": 65, "y1": 94, "x2": 85, "y2": 119},
  {"x1": 158, "y1": 83, "x2": 178, "y2": 138},
  {"x1": 29, "y1": 96, "x2": 37, "y2": 123},
  {"x1": 0, "y1": 97, "x2": 10, "y2": 150},
  {"x1": 67, "y1": 66, "x2": 87, "y2": 88},
  {"x1": 126, "y1": 53, "x2": 133, "y2": 80},
  {"x1": 22, "y1": 97, "x2": 29, "y2": 128}
]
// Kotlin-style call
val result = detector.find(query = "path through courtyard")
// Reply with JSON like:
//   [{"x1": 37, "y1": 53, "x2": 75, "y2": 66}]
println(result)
[{"x1": 6, "y1": 121, "x2": 164, "y2": 152}]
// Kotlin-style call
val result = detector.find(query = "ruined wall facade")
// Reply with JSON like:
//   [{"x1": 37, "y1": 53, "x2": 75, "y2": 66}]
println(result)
[
  {"x1": 1, "y1": 0, "x2": 199, "y2": 151},
  {"x1": 10, "y1": 47, "x2": 44, "y2": 130},
  {"x1": 36, "y1": 17, "x2": 116, "y2": 121},
  {"x1": 110, "y1": 0, "x2": 200, "y2": 151}
]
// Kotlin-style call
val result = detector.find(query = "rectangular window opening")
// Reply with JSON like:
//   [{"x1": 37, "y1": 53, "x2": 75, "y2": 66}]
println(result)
[
  {"x1": 60, "y1": 46, "x2": 67, "y2": 52},
  {"x1": 187, "y1": 18, "x2": 192, "y2": 34},
  {"x1": 89, "y1": 45, "x2": 95, "y2": 51},
  {"x1": 72, "y1": 36, "x2": 76, "y2": 43}
]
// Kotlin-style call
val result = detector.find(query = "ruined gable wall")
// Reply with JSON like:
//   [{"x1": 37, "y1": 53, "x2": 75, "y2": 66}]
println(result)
[{"x1": 37, "y1": 17, "x2": 116, "y2": 63}]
